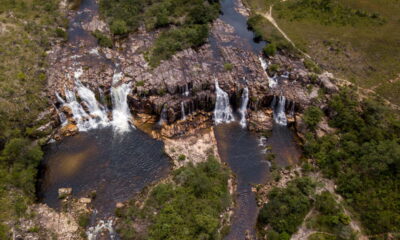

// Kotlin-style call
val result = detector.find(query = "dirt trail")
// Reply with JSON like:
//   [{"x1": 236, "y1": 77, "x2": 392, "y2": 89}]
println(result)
[{"x1": 257, "y1": 5, "x2": 400, "y2": 110}]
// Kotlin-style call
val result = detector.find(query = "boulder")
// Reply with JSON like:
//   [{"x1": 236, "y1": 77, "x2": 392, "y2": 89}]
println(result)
[
  {"x1": 58, "y1": 188, "x2": 72, "y2": 199},
  {"x1": 319, "y1": 72, "x2": 339, "y2": 93}
]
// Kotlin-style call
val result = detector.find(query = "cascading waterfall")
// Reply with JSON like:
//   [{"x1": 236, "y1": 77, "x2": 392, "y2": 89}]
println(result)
[
  {"x1": 213, "y1": 80, "x2": 234, "y2": 124},
  {"x1": 158, "y1": 104, "x2": 168, "y2": 125},
  {"x1": 181, "y1": 102, "x2": 186, "y2": 120},
  {"x1": 86, "y1": 219, "x2": 116, "y2": 240},
  {"x1": 63, "y1": 88, "x2": 99, "y2": 131},
  {"x1": 239, "y1": 87, "x2": 249, "y2": 128},
  {"x1": 268, "y1": 74, "x2": 278, "y2": 88},
  {"x1": 273, "y1": 96, "x2": 287, "y2": 126},
  {"x1": 98, "y1": 87, "x2": 109, "y2": 112},
  {"x1": 76, "y1": 81, "x2": 109, "y2": 127},
  {"x1": 111, "y1": 71, "x2": 134, "y2": 133},
  {"x1": 259, "y1": 56, "x2": 268, "y2": 71},
  {"x1": 183, "y1": 84, "x2": 190, "y2": 97}
]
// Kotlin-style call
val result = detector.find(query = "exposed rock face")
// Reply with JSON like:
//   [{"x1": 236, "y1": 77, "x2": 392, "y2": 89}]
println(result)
[
  {"x1": 164, "y1": 127, "x2": 220, "y2": 169},
  {"x1": 46, "y1": 3, "x2": 317, "y2": 130},
  {"x1": 15, "y1": 198, "x2": 91, "y2": 240}
]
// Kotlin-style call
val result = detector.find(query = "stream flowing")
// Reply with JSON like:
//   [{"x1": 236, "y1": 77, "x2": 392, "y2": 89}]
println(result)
[{"x1": 39, "y1": 0, "x2": 300, "y2": 239}]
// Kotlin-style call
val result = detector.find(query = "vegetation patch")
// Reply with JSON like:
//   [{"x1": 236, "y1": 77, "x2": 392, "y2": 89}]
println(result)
[
  {"x1": 99, "y1": 0, "x2": 220, "y2": 66},
  {"x1": 304, "y1": 88, "x2": 400, "y2": 235},
  {"x1": 115, "y1": 156, "x2": 231, "y2": 240},
  {"x1": 0, "y1": 0, "x2": 66, "y2": 237},
  {"x1": 257, "y1": 177, "x2": 316, "y2": 239}
]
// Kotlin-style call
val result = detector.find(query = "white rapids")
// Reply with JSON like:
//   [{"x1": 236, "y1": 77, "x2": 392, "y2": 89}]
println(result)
[
  {"x1": 55, "y1": 67, "x2": 134, "y2": 133},
  {"x1": 111, "y1": 70, "x2": 134, "y2": 133},
  {"x1": 213, "y1": 80, "x2": 234, "y2": 124},
  {"x1": 273, "y1": 96, "x2": 287, "y2": 126},
  {"x1": 239, "y1": 87, "x2": 249, "y2": 128},
  {"x1": 86, "y1": 219, "x2": 116, "y2": 240}
]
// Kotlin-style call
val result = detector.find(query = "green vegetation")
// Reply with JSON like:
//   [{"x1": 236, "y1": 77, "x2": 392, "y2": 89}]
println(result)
[
  {"x1": 223, "y1": 63, "x2": 234, "y2": 71},
  {"x1": 0, "y1": 0, "x2": 66, "y2": 237},
  {"x1": 116, "y1": 156, "x2": 231, "y2": 240},
  {"x1": 307, "y1": 191, "x2": 356, "y2": 240},
  {"x1": 92, "y1": 30, "x2": 113, "y2": 48},
  {"x1": 303, "y1": 106, "x2": 324, "y2": 131},
  {"x1": 99, "y1": 0, "x2": 220, "y2": 66},
  {"x1": 178, "y1": 154, "x2": 186, "y2": 161},
  {"x1": 258, "y1": 177, "x2": 316, "y2": 238},
  {"x1": 304, "y1": 88, "x2": 400, "y2": 235},
  {"x1": 244, "y1": 0, "x2": 400, "y2": 104}
]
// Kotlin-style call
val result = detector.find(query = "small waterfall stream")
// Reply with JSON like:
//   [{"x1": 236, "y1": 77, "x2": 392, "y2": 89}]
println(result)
[
  {"x1": 239, "y1": 87, "x2": 249, "y2": 128},
  {"x1": 158, "y1": 104, "x2": 168, "y2": 126},
  {"x1": 214, "y1": 80, "x2": 234, "y2": 124},
  {"x1": 181, "y1": 102, "x2": 186, "y2": 120},
  {"x1": 273, "y1": 96, "x2": 288, "y2": 126},
  {"x1": 110, "y1": 71, "x2": 133, "y2": 133}
]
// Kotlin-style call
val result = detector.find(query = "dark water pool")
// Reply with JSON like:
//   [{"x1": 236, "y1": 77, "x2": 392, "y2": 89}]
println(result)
[
  {"x1": 214, "y1": 122, "x2": 269, "y2": 239},
  {"x1": 38, "y1": 127, "x2": 170, "y2": 216}
]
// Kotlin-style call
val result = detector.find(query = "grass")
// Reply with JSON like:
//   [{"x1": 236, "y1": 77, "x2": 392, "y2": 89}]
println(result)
[
  {"x1": 243, "y1": 0, "x2": 400, "y2": 104},
  {"x1": 0, "y1": 0, "x2": 66, "y2": 238}
]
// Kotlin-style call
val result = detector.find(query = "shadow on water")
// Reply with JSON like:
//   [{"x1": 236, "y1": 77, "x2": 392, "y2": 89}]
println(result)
[
  {"x1": 268, "y1": 124, "x2": 301, "y2": 167},
  {"x1": 214, "y1": 122, "x2": 269, "y2": 240},
  {"x1": 38, "y1": 127, "x2": 170, "y2": 217}
]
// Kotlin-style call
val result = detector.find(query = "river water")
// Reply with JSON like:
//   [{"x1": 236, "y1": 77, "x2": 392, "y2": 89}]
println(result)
[
  {"x1": 39, "y1": 0, "x2": 300, "y2": 238},
  {"x1": 215, "y1": 0, "x2": 300, "y2": 239}
]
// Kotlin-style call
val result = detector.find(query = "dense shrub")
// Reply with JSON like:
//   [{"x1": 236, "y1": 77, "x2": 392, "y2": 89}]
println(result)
[
  {"x1": 305, "y1": 88, "x2": 400, "y2": 234},
  {"x1": 258, "y1": 177, "x2": 315, "y2": 237},
  {"x1": 116, "y1": 156, "x2": 231, "y2": 239},
  {"x1": 303, "y1": 106, "x2": 324, "y2": 130},
  {"x1": 99, "y1": 0, "x2": 220, "y2": 65}
]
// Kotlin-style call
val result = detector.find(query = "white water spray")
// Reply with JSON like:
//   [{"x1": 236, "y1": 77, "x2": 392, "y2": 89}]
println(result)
[
  {"x1": 76, "y1": 81, "x2": 109, "y2": 127},
  {"x1": 158, "y1": 104, "x2": 168, "y2": 125},
  {"x1": 259, "y1": 56, "x2": 268, "y2": 71},
  {"x1": 181, "y1": 102, "x2": 186, "y2": 120},
  {"x1": 87, "y1": 219, "x2": 116, "y2": 240},
  {"x1": 111, "y1": 71, "x2": 133, "y2": 133},
  {"x1": 213, "y1": 80, "x2": 234, "y2": 124},
  {"x1": 239, "y1": 87, "x2": 249, "y2": 128},
  {"x1": 273, "y1": 96, "x2": 287, "y2": 126},
  {"x1": 183, "y1": 84, "x2": 190, "y2": 97},
  {"x1": 268, "y1": 74, "x2": 278, "y2": 88}
]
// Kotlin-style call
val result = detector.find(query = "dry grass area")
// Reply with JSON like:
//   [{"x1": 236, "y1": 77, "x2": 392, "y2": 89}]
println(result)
[{"x1": 243, "y1": 0, "x2": 400, "y2": 104}]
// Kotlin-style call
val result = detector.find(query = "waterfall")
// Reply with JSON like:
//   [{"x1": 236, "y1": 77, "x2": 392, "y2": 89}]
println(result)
[
  {"x1": 239, "y1": 87, "x2": 249, "y2": 128},
  {"x1": 63, "y1": 88, "x2": 98, "y2": 131},
  {"x1": 111, "y1": 71, "x2": 133, "y2": 133},
  {"x1": 98, "y1": 87, "x2": 109, "y2": 113},
  {"x1": 259, "y1": 57, "x2": 268, "y2": 71},
  {"x1": 268, "y1": 74, "x2": 278, "y2": 88},
  {"x1": 181, "y1": 102, "x2": 186, "y2": 120},
  {"x1": 270, "y1": 95, "x2": 277, "y2": 108},
  {"x1": 183, "y1": 84, "x2": 190, "y2": 97},
  {"x1": 158, "y1": 104, "x2": 168, "y2": 125},
  {"x1": 76, "y1": 81, "x2": 109, "y2": 127},
  {"x1": 86, "y1": 220, "x2": 116, "y2": 240},
  {"x1": 273, "y1": 96, "x2": 287, "y2": 126},
  {"x1": 213, "y1": 80, "x2": 234, "y2": 124}
]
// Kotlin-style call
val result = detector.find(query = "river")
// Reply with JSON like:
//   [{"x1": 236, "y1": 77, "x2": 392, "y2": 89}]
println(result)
[{"x1": 38, "y1": 0, "x2": 300, "y2": 239}]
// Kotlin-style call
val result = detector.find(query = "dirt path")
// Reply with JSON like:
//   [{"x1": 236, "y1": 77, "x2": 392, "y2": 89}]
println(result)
[{"x1": 257, "y1": 5, "x2": 400, "y2": 110}]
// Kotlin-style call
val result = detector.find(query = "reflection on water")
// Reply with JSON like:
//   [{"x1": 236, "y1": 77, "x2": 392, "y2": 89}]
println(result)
[
  {"x1": 214, "y1": 122, "x2": 269, "y2": 240},
  {"x1": 268, "y1": 124, "x2": 301, "y2": 167},
  {"x1": 38, "y1": 127, "x2": 170, "y2": 216}
]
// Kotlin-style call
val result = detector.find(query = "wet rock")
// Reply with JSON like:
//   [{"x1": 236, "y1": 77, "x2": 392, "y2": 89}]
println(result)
[
  {"x1": 79, "y1": 197, "x2": 92, "y2": 204},
  {"x1": 60, "y1": 123, "x2": 78, "y2": 136},
  {"x1": 58, "y1": 187, "x2": 72, "y2": 199},
  {"x1": 116, "y1": 202, "x2": 124, "y2": 208},
  {"x1": 248, "y1": 110, "x2": 273, "y2": 133}
]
